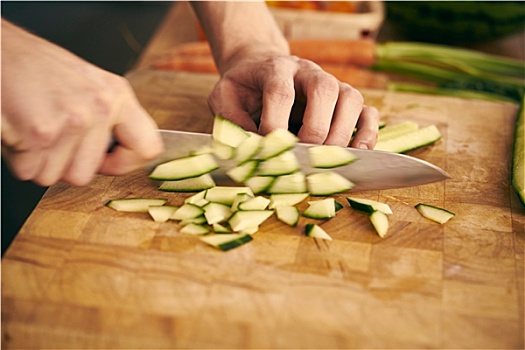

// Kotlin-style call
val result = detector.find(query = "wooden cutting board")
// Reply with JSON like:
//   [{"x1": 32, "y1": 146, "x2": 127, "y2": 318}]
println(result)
[{"x1": 2, "y1": 67, "x2": 524, "y2": 349}]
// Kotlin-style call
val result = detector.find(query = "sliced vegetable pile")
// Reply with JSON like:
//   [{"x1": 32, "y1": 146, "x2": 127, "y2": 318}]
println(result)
[{"x1": 106, "y1": 115, "x2": 455, "y2": 251}]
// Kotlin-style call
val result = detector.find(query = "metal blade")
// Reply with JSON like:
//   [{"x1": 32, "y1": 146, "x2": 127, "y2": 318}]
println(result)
[{"x1": 149, "y1": 129, "x2": 449, "y2": 191}]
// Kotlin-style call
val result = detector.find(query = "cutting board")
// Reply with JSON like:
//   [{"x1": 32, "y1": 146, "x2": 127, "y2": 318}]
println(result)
[{"x1": 2, "y1": 69, "x2": 524, "y2": 349}]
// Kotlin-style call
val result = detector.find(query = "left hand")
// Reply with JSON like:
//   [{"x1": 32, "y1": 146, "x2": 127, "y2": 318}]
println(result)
[{"x1": 207, "y1": 52, "x2": 379, "y2": 149}]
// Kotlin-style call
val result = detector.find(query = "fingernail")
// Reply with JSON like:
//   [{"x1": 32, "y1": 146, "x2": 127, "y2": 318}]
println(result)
[{"x1": 358, "y1": 142, "x2": 369, "y2": 150}]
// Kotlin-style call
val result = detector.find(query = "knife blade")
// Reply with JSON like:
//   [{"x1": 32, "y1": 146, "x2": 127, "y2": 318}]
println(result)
[{"x1": 148, "y1": 129, "x2": 449, "y2": 191}]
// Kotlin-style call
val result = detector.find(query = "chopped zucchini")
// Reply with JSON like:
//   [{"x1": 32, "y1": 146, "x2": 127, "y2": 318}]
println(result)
[
  {"x1": 158, "y1": 173, "x2": 216, "y2": 192},
  {"x1": 257, "y1": 151, "x2": 300, "y2": 176},
  {"x1": 200, "y1": 233, "x2": 253, "y2": 251},
  {"x1": 231, "y1": 192, "x2": 254, "y2": 212},
  {"x1": 268, "y1": 193, "x2": 309, "y2": 209},
  {"x1": 374, "y1": 125, "x2": 441, "y2": 153},
  {"x1": 304, "y1": 224, "x2": 332, "y2": 240},
  {"x1": 306, "y1": 171, "x2": 354, "y2": 196},
  {"x1": 212, "y1": 114, "x2": 249, "y2": 148},
  {"x1": 369, "y1": 210, "x2": 389, "y2": 238},
  {"x1": 308, "y1": 145, "x2": 357, "y2": 168},
  {"x1": 184, "y1": 190, "x2": 208, "y2": 204},
  {"x1": 238, "y1": 196, "x2": 271, "y2": 211},
  {"x1": 267, "y1": 172, "x2": 308, "y2": 194},
  {"x1": 171, "y1": 203, "x2": 205, "y2": 221},
  {"x1": 212, "y1": 139, "x2": 235, "y2": 160},
  {"x1": 105, "y1": 198, "x2": 167, "y2": 212},
  {"x1": 203, "y1": 202, "x2": 232, "y2": 224},
  {"x1": 303, "y1": 198, "x2": 336, "y2": 220},
  {"x1": 148, "y1": 205, "x2": 178, "y2": 223},
  {"x1": 234, "y1": 132, "x2": 262, "y2": 164},
  {"x1": 226, "y1": 160, "x2": 259, "y2": 183},
  {"x1": 256, "y1": 128, "x2": 299, "y2": 160},
  {"x1": 377, "y1": 120, "x2": 419, "y2": 141},
  {"x1": 228, "y1": 210, "x2": 274, "y2": 232},
  {"x1": 346, "y1": 197, "x2": 393, "y2": 215},
  {"x1": 244, "y1": 176, "x2": 275, "y2": 194},
  {"x1": 212, "y1": 223, "x2": 232, "y2": 233},
  {"x1": 180, "y1": 223, "x2": 210, "y2": 235},
  {"x1": 415, "y1": 203, "x2": 455, "y2": 224},
  {"x1": 149, "y1": 154, "x2": 219, "y2": 181},
  {"x1": 179, "y1": 216, "x2": 207, "y2": 226},
  {"x1": 205, "y1": 186, "x2": 254, "y2": 205},
  {"x1": 276, "y1": 206, "x2": 300, "y2": 227}
]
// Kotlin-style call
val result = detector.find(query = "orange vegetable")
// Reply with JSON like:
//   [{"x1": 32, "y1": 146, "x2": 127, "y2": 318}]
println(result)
[
  {"x1": 288, "y1": 39, "x2": 376, "y2": 67},
  {"x1": 321, "y1": 64, "x2": 389, "y2": 89}
]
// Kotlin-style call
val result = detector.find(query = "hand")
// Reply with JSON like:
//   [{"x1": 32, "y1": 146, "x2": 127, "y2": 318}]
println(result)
[
  {"x1": 1, "y1": 20, "x2": 163, "y2": 187},
  {"x1": 207, "y1": 52, "x2": 379, "y2": 148}
]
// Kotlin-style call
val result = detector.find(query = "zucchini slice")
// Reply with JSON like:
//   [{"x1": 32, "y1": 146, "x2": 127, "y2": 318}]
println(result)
[
  {"x1": 257, "y1": 128, "x2": 299, "y2": 160},
  {"x1": 203, "y1": 202, "x2": 232, "y2": 225},
  {"x1": 148, "y1": 205, "x2": 178, "y2": 223},
  {"x1": 306, "y1": 171, "x2": 354, "y2": 196},
  {"x1": 276, "y1": 206, "x2": 300, "y2": 227},
  {"x1": 200, "y1": 233, "x2": 253, "y2": 251},
  {"x1": 268, "y1": 193, "x2": 309, "y2": 209},
  {"x1": 212, "y1": 139, "x2": 235, "y2": 160},
  {"x1": 257, "y1": 151, "x2": 300, "y2": 176},
  {"x1": 158, "y1": 173, "x2": 216, "y2": 192},
  {"x1": 212, "y1": 114, "x2": 250, "y2": 148},
  {"x1": 180, "y1": 223, "x2": 211, "y2": 235},
  {"x1": 234, "y1": 132, "x2": 262, "y2": 164},
  {"x1": 184, "y1": 190, "x2": 208, "y2": 204},
  {"x1": 226, "y1": 160, "x2": 259, "y2": 183},
  {"x1": 303, "y1": 198, "x2": 336, "y2": 220},
  {"x1": 308, "y1": 145, "x2": 357, "y2": 168},
  {"x1": 171, "y1": 203, "x2": 205, "y2": 221},
  {"x1": 212, "y1": 223, "x2": 232, "y2": 233},
  {"x1": 237, "y1": 196, "x2": 271, "y2": 211},
  {"x1": 231, "y1": 192, "x2": 254, "y2": 212},
  {"x1": 228, "y1": 210, "x2": 274, "y2": 232},
  {"x1": 415, "y1": 203, "x2": 455, "y2": 224},
  {"x1": 374, "y1": 125, "x2": 441, "y2": 153},
  {"x1": 149, "y1": 154, "x2": 219, "y2": 181},
  {"x1": 369, "y1": 210, "x2": 389, "y2": 238},
  {"x1": 267, "y1": 172, "x2": 308, "y2": 194},
  {"x1": 377, "y1": 120, "x2": 419, "y2": 141},
  {"x1": 105, "y1": 198, "x2": 167, "y2": 212},
  {"x1": 205, "y1": 186, "x2": 254, "y2": 205},
  {"x1": 179, "y1": 216, "x2": 207, "y2": 226},
  {"x1": 304, "y1": 224, "x2": 333, "y2": 240},
  {"x1": 512, "y1": 97, "x2": 524, "y2": 205},
  {"x1": 346, "y1": 197, "x2": 393, "y2": 215},
  {"x1": 244, "y1": 176, "x2": 275, "y2": 194}
]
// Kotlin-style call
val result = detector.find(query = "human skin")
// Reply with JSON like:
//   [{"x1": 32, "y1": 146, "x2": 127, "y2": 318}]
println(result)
[
  {"x1": 1, "y1": 2, "x2": 378, "y2": 187},
  {"x1": 191, "y1": 1, "x2": 379, "y2": 148},
  {"x1": 1, "y1": 19, "x2": 164, "y2": 187}
]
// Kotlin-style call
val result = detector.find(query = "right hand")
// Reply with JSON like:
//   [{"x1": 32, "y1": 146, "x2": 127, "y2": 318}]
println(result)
[{"x1": 1, "y1": 19, "x2": 164, "y2": 187}]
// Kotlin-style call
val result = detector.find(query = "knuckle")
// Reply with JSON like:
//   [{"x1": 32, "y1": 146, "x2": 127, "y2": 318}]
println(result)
[
  {"x1": 265, "y1": 80, "x2": 295, "y2": 105},
  {"x1": 340, "y1": 83, "x2": 364, "y2": 105},
  {"x1": 301, "y1": 125, "x2": 329, "y2": 144},
  {"x1": 311, "y1": 74, "x2": 340, "y2": 98}
]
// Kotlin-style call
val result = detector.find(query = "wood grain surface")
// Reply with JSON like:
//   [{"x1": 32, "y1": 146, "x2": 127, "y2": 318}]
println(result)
[
  {"x1": 2, "y1": 67, "x2": 524, "y2": 349},
  {"x1": 2, "y1": 3, "x2": 525, "y2": 349}
]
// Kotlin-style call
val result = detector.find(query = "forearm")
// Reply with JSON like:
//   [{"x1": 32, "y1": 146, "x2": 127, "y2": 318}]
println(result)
[{"x1": 189, "y1": 1, "x2": 289, "y2": 73}]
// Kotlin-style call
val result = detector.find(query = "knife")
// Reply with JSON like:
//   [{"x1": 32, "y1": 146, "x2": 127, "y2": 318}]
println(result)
[{"x1": 147, "y1": 129, "x2": 449, "y2": 191}]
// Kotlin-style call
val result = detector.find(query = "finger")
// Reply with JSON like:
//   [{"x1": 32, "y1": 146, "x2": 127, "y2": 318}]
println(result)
[
  {"x1": 350, "y1": 105, "x2": 380, "y2": 150},
  {"x1": 324, "y1": 83, "x2": 365, "y2": 146},
  {"x1": 295, "y1": 70, "x2": 339, "y2": 144},
  {"x1": 207, "y1": 80, "x2": 258, "y2": 132},
  {"x1": 257, "y1": 59, "x2": 297, "y2": 135},
  {"x1": 98, "y1": 98, "x2": 163, "y2": 176},
  {"x1": 1, "y1": 147, "x2": 46, "y2": 183}
]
